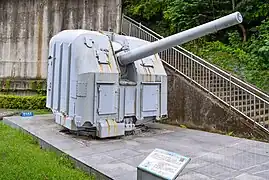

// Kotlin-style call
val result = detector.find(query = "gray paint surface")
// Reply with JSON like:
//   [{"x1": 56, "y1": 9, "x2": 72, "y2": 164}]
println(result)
[
  {"x1": 3, "y1": 115, "x2": 269, "y2": 180},
  {"x1": 0, "y1": 0, "x2": 122, "y2": 79},
  {"x1": 46, "y1": 30, "x2": 167, "y2": 137}
]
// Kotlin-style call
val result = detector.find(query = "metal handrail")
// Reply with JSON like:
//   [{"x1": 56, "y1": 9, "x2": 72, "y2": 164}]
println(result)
[
  {"x1": 122, "y1": 14, "x2": 269, "y2": 100},
  {"x1": 121, "y1": 15, "x2": 269, "y2": 133}
]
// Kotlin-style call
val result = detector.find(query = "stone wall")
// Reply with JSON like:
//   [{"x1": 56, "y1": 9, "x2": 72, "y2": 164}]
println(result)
[
  {"x1": 0, "y1": 78, "x2": 47, "y2": 96},
  {"x1": 0, "y1": 0, "x2": 122, "y2": 79},
  {"x1": 165, "y1": 66, "x2": 268, "y2": 140}
]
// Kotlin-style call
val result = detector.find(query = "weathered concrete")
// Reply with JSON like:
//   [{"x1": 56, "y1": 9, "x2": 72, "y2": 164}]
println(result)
[
  {"x1": 0, "y1": 0, "x2": 122, "y2": 79},
  {"x1": 3, "y1": 115, "x2": 269, "y2": 180},
  {"x1": 165, "y1": 66, "x2": 269, "y2": 141},
  {"x1": 0, "y1": 78, "x2": 46, "y2": 96},
  {"x1": 0, "y1": 109, "x2": 19, "y2": 120}
]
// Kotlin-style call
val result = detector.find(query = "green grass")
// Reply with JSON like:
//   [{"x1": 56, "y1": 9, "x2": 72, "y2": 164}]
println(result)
[
  {"x1": 4, "y1": 108, "x2": 52, "y2": 115},
  {"x1": 0, "y1": 122, "x2": 94, "y2": 180},
  {"x1": 30, "y1": 109, "x2": 52, "y2": 115}
]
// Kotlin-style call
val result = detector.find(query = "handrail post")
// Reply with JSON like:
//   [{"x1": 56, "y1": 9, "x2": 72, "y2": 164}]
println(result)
[
  {"x1": 120, "y1": 15, "x2": 123, "y2": 34},
  {"x1": 229, "y1": 73, "x2": 232, "y2": 108},
  {"x1": 139, "y1": 22, "x2": 142, "y2": 38},
  {"x1": 190, "y1": 55, "x2": 193, "y2": 82},
  {"x1": 207, "y1": 69, "x2": 211, "y2": 92},
  {"x1": 121, "y1": 15, "x2": 269, "y2": 134},
  {"x1": 254, "y1": 96, "x2": 256, "y2": 127},
  {"x1": 128, "y1": 23, "x2": 131, "y2": 36}
]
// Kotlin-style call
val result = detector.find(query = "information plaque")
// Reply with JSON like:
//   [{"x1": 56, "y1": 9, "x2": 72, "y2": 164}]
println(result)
[{"x1": 137, "y1": 148, "x2": 191, "y2": 180}]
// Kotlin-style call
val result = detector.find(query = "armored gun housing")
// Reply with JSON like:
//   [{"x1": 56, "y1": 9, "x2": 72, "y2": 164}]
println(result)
[{"x1": 46, "y1": 12, "x2": 243, "y2": 138}]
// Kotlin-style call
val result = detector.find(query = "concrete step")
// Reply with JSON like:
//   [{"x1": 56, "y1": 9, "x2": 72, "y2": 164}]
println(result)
[
  {"x1": 205, "y1": 83, "x2": 244, "y2": 91},
  {"x1": 231, "y1": 100, "x2": 261, "y2": 108},
  {"x1": 255, "y1": 116, "x2": 269, "y2": 128},
  {"x1": 192, "y1": 76, "x2": 221, "y2": 82},
  {"x1": 199, "y1": 82, "x2": 228, "y2": 88},
  {"x1": 235, "y1": 103, "x2": 267, "y2": 111},
  {"x1": 173, "y1": 64, "x2": 269, "y2": 125},
  {"x1": 243, "y1": 108, "x2": 269, "y2": 117},
  {"x1": 167, "y1": 56, "x2": 269, "y2": 131},
  {"x1": 258, "y1": 120, "x2": 269, "y2": 129},
  {"x1": 208, "y1": 83, "x2": 240, "y2": 90},
  {"x1": 220, "y1": 93, "x2": 248, "y2": 98},
  {"x1": 222, "y1": 100, "x2": 268, "y2": 111},
  {"x1": 233, "y1": 100, "x2": 268, "y2": 107},
  {"x1": 219, "y1": 94, "x2": 249, "y2": 102},
  {"x1": 0, "y1": 110, "x2": 20, "y2": 120}
]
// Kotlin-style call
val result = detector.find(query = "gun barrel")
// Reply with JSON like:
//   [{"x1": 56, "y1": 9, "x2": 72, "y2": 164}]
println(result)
[{"x1": 118, "y1": 12, "x2": 243, "y2": 65}]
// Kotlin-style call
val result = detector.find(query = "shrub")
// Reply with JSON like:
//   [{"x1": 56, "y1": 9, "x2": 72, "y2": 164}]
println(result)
[{"x1": 0, "y1": 95, "x2": 46, "y2": 110}]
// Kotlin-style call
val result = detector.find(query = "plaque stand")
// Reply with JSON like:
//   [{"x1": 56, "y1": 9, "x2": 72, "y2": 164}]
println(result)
[{"x1": 137, "y1": 148, "x2": 191, "y2": 180}]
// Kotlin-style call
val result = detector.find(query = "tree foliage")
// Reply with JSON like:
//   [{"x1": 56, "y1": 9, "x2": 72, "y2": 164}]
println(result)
[{"x1": 123, "y1": 0, "x2": 269, "y2": 92}]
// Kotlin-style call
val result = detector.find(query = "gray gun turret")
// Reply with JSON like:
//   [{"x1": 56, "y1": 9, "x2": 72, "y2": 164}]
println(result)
[
  {"x1": 117, "y1": 12, "x2": 243, "y2": 65},
  {"x1": 47, "y1": 12, "x2": 243, "y2": 139}
]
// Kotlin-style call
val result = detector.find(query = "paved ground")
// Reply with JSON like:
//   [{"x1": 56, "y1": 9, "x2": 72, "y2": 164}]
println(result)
[
  {"x1": 0, "y1": 109, "x2": 19, "y2": 120},
  {"x1": 2, "y1": 115, "x2": 269, "y2": 180}
]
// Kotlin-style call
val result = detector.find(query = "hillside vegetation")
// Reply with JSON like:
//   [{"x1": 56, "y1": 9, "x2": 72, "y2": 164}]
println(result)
[{"x1": 123, "y1": 0, "x2": 269, "y2": 92}]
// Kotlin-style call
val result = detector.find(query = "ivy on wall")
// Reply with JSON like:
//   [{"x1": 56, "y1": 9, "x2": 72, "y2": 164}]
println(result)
[{"x1": 0, "y1": 79, "x2": 47, "y2": 96}]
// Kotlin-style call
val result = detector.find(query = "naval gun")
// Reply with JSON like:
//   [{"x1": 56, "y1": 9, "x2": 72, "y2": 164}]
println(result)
[{"x1": 46, "y1": 12, "x2": 243, "y2": 138}]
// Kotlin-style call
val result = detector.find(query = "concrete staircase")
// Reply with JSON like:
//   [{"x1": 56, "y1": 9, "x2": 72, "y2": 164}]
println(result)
[
  {"x1": 121, "y1": 15, "x2": 269, "y2": 134},
  {"x1": 193, "y1": 66, "x2": 269, "y2": 129}
]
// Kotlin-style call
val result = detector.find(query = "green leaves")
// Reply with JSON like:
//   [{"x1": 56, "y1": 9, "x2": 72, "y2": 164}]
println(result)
[
  {"x1": 124, "y1": 0, "x2": 167, "y2": 19},
  {"x1": 124, "y1": 0, "x2": 269, "y2": 92},
  {"x1": 183, "y1": 26, "x2": 269, "y2": 92},
  {"x1": 163, "y1": 0, "x2": 235, "y2": 35},
  {"x1": 0, "y1": 95, "x2": 46, "y2": 110}
]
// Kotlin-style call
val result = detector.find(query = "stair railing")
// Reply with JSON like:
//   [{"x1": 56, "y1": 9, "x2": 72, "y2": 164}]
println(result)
[{"x1": 121, "y1": 14, "x2": 269, "y2": 133}]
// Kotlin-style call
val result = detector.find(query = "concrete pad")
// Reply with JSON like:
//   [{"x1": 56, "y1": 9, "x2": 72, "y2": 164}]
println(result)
[
  {"x1": 231, "y1": 140, "x2": 269, "y2": 157},
  {"x1": 194, "y1": 163, "x2": 236, "y2": 178},
  {"x1": 214, "y1": 171, "x2": 244, "y2": 180},
  {"x1": 2, "y1": 115, "x2": 269, "y2": 180},
  {"x1": 215, "y1": 151, "x2": 269, "y2": 171},
  {"x1": 92, "y1": 160, "x2": 137, "y2": 178},
  {"x1": 0, "y1": 109, "x2": 19, "y2": 120},
  {"x1": 121, "y1": 154, "x2": 149, "y2": 167},
  {"x1": 235, "y1": 173, "x2": 267, "y2": 180},
  {"x1": 176, "y1": 171, "x2": 213, "y2": 180},
  {"x1": 247, "y1": 164, "x2": 269, "y2": 174},
  {"x1": 253, "y1": 170, "x2": 269, "y2": 179}
]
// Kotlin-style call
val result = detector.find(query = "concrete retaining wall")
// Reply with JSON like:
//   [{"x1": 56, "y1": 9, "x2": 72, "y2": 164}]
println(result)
[
  {"x1": 0, "y1": 0, "x2": 122, "y2": 79},
  {"x1": 165, "y1": 66, "x2": 268, "y2": 140},
  {"x1": 0, "y1": 78, "x2": 46, "y2": 96}
]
